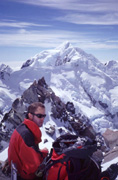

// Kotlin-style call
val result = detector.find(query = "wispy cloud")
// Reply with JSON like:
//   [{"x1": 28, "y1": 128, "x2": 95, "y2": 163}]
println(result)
[
  {"x1": 0, "y1": 30, "x2": 75, "y2": 47},
  {"x1": 0, "y1": 29, "x2": 117, "y2": 50},
  {"x1": 9, "y1": 0, "x2": 118, "y2": 26},
  {"x1": 11, "y1": 0, "x2": 118, "y2": 13},
  {"x1": 0, "y1": 0, "x2": 117, "y2": 62},
  {"x1": 0, "y1": 20, "x2": 50, "y2": 28},
  {"x1": 56, "y1": 12, "x2": 118, "y2": 25}
]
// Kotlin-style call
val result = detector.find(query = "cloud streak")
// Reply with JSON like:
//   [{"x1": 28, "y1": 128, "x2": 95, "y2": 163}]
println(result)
[
  {"x1": 0, "y1": 29, "x2": 118, "y2": 50},
  {"x1": 56, "y1": 12, "x2": 118, "y2": 25},
  {"x1": 0, "y1": 20, "x2": 50, "y2": 28},
  {"x1": 0, "y1": 0, "x2": 117, "y2": 62},
  {"x1": 9, "y1": 0, "x2": 118, "y2": 26},
  {"x1": 11, "y1": 0, "x2": 118, "y2": 13}
]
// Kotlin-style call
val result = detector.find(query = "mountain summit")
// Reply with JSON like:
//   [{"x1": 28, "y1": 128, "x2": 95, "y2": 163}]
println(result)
[
  {"x1": 0, "y1": 42, "x2": 118, "y2": 134},
  {"x1": 0, "y1": 42, "x2": 118, "y2": 179},
  {"x1": 21, "y1": 41, "x2": 101, "y2": 68}
]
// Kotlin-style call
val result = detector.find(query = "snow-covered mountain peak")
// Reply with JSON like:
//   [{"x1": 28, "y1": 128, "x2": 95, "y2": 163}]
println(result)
[
  {"x1": 0, "y1": 64, "x2": 13, "y2": 73},
  {"x1": 0, "y1": 42, "x2": 118, "y2": 135},
  {"x1": 104, "y1": 60, "x2": 118, "y2": 81},
  {"x1": 55, "y1": 41, "x2": 72, "y2": 51},
  {"x1": 1, "y1": 42, "x2": 118, "y2": 173},
  {"x1": 105, "y1": 60, "x2": 118, "y2": 69},
  {"x1": 25, "y1": 41, "x2": 74, "y2": 67},
  {"x1": 0, "y1": 63, "x2": 13, "y2": 80},
  {"x1": 21, "y1": 41, "x2": 103, "y2": 70}
]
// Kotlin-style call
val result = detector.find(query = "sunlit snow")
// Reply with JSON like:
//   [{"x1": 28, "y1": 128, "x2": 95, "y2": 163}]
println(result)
[{"x1": 0, "y1": 42, "x2": 118, "y2": 176}]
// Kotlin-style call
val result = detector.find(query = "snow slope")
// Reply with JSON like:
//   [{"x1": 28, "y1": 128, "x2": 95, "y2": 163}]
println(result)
[
  {"x1": 0, "y1": 41, "x2": 118, "y2": 133},
  {"x1": 0, "y1": 41, "x2": 118, "y2": 178}
]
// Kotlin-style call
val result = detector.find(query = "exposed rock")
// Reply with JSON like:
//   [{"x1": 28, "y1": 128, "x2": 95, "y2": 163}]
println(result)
[
  {"x1": 99, "y1": 101, "x2": 108, "y2": 109},
  {"x1": 45, "y1": 124, "x2": 55, "y2": 136},
  {"x1": 55, "y1": 55, "x2": 71, "y2": 66},
  {"x1": 58, "y1": 128, "x2": 65, "y2": 134},
  {"x1": 92, "y1": 149, "x2": 104, "y2": 165},
  {"x1": 103, "y1": 146, "x2": 118, "y2": 164},
  {"x1": 80, "y1": 124, "x2": 96, "y2": 140},
  {"x1": 0, "y1": 64, "x2": 12, "y2": 80},
  {"x1": 21, "y1": 59, "x2": 34, "y2": 69},
  {"x1": 44, "y1": 139, "x2": 48, "y2": 144},
  {"x1": 0, "y1": 143, "x2": 3, "y2": 151},
  {"x1": 22, "y1": 81, "x2": 39, "y2": 104},
  {"x1": 103, "y1": 129, "x2": 118, "y2": 149},
  {"x1": 66, "y1": 102, "x2": 75, "y2": 114},
  {"x1": 0, "y1": 77, "x2": 102, "y2": 152},
  {"x1": 12, "y1": 98, "x2": 27, "y2": 114}
]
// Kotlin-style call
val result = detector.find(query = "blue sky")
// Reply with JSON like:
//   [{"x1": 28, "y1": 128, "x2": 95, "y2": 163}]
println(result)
[{"x1": 0, "y1": 0, "x2": 118, "y2": 66}]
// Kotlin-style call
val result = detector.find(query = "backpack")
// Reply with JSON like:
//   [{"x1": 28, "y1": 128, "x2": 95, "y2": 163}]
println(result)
[{"x1": 35, "y1": 134, "x2": 101, "y2": 180}]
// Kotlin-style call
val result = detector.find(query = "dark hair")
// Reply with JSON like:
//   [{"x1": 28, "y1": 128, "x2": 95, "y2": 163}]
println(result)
[{"x1": 28, "y1": 102, "x2": 45, "y2": 114}]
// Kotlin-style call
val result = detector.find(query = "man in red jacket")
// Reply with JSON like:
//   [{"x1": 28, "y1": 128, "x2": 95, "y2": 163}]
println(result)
[{"x1": 8, "y1": 102, "x2": 48, "y2": 180}]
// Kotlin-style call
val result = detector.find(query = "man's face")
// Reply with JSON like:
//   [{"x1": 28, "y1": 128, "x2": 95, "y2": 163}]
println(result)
[{"x1": 29, "y1": 107, "x2": 46, "y2": 127}]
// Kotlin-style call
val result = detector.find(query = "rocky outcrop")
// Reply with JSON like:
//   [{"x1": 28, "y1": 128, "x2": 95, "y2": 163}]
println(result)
[
  {"x1": 0, "y1": 77, "x2": 101, "y2": 151},
  {"x1": 103, "y1": 129, "x2": 118, "y2": 149},
  {"x1": 0, "y1": 76, "x2": 114, "y2": 179},
  {"x1": 45, "y1": 124, "x2": 55, "y2": 136},
  {"x1": 103, "y1": 146, "x2": 118, "y2": 164},
  {"x1": 21, "y1": 59, "x2": 34, "y2": 69}
]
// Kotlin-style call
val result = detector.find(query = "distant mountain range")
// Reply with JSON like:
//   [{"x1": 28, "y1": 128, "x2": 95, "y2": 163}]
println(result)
[
  {"x1": 0, "y1": 41, "x2": 118, "y2": 132},
  {"x1": 0, "y1": 41, "x2": 118, "y2": 178}
]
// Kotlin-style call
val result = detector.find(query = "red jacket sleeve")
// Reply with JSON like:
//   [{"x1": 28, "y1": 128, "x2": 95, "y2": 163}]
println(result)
[{"x1": 20, "y1": 143, "x2": 42, "y2": 173}]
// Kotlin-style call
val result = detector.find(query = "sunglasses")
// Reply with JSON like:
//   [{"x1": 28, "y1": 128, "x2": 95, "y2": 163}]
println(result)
[{"x1": 31, "y1": 113, "x2": 46, "y2": 118}]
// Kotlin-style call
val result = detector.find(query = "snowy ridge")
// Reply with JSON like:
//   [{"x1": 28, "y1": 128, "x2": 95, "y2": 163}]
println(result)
[
  {"x1": 0, "y1": 41, "x2": 118, "y2": 133},
  {"x1": 0, "y1": 42, "x2": 118, "y2": 179},
  {"x1": 105, "y1": 60, "x2": 118, "y2": 81}
]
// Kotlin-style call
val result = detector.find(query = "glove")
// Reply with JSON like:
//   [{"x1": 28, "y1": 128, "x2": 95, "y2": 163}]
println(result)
[{"x1": 106, "y1": 163, "x2": 118, "y2": 180}]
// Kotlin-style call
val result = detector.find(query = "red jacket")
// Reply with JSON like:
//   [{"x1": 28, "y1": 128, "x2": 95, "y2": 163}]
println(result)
[{"x1": 8, "y1": 119, "x2": 48, "y2": 179}]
